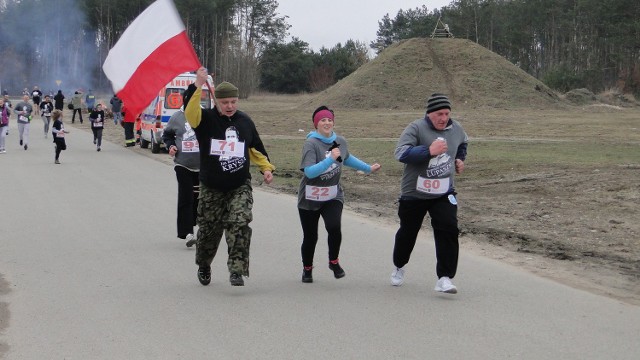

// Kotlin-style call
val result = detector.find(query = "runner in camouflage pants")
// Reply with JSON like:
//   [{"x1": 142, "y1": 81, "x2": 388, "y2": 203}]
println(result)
[{"x1": 195, "y1": 180, "x2": 253, "y2": 277}]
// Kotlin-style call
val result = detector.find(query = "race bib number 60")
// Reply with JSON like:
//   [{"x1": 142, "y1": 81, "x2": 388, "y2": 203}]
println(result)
[
  {"x1": 416, "y1": 176, "x2": 450, "y2": 195},
  {"x1": 210, "y1": 139, "x2": 245, "y2": 157}
]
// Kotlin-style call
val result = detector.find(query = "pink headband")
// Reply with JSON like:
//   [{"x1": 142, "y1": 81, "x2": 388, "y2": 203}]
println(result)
[{"x1": 313, "y1": 109, "x2": 334, "y2": 128}]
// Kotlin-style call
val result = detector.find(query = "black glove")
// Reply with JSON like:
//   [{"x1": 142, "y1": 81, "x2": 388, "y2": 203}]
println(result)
[{"x1": 329, "y1": 141, "x2": 342, "y2": 163}]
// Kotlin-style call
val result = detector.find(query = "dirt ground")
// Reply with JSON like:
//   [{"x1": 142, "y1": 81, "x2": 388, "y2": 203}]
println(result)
[
  {"x1": 327, "y1": 166, "x2": 640, "y2": 306},
  {"x1": 69, "y1": 100, "x2": 640, "y2": 306}
]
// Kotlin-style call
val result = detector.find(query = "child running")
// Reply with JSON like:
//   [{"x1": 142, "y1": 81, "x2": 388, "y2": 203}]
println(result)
[
  {"x1": 51, "y1": 109, "x2": 69, "y2": 164},
  {"x1": 40, "y1": 95, "x2": 54, "y2": 138},
  {"x1": 89, "y1": 103, "x2": 105, "y2": 151}
]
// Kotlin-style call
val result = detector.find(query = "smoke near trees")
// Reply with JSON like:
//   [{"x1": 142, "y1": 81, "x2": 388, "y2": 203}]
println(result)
[{"x1": 0, "y1": 0, "x2": 99, "y2": 95}]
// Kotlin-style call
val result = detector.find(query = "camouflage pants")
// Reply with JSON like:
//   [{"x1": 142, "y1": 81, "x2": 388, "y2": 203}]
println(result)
[{"x1": 195, "y1": 180, "x2": 253, "y2": 276}]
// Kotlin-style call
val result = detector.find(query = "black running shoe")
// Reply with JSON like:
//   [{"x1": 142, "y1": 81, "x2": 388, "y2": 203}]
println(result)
[
  {"x1": 329, "y1": 262, "x2": 345, "y2": 279},
  {"x1": 302, "y1": 268, "x2": 313, "y2": 283},
  {"x1": 230, "y1": 273, "x2": 244, "y2": 286},
  {"x1": 197, "y1": 266, "x2": 211, "y2": 286},
  {"x1": 19, "y1": 140, "x2": 23, "y2": 145}
]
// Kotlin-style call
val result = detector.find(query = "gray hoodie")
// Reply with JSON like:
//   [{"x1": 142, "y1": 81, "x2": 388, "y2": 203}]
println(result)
[
  {"x1": 162, "y1": 110, "x2": 200, "y2": 171},
  {"x1": 14, "y1": 101, "x2": 33, "y2": 124},
  {"x1": 395, "y1": 117, "x2": 468, "y2": 199}
]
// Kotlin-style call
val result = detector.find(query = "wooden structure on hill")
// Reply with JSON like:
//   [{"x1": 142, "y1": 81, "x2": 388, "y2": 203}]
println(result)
[{"x1": 431, "y1": 17, "x2": 454, "y2": 38}]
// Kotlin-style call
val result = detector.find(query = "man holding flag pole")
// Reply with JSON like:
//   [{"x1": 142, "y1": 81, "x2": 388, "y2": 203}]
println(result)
[
  {"x1": 183, "y1": 68, "x2": 275, "y2": 287},
  {"x1": 103, "y1": 0, "x2": 275, "y2": 287}
]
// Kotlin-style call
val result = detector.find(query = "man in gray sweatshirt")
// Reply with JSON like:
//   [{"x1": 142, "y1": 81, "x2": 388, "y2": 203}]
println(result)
[
  {"x1": 162, "y1": 109, "x2": 200, "y2": 247},
  {"x1": 14, "y1": 95, "x2": 33, "y2": 150},
  {"x1": 390, "y1": 93, "x2": 468, "y2": 294}
]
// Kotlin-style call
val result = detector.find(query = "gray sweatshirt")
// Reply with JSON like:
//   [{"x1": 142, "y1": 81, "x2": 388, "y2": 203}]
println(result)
[
  {"x1": 395, "y1": 117, "x2": 468, "y2": 199},
  {"x1": 297, "y1": 134, "x2": 350, "y2": 210},
  {"x1": 14, "y1": 101, "x2": 33, "y2": 124},
  {"x1": 162, "y1": 110, "x2": 200, "y2": 171}
]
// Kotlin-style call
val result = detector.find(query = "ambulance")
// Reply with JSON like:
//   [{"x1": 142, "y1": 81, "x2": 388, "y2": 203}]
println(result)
[{"x1": 139, "y1": 72, "x2": 215, "y2": 153}]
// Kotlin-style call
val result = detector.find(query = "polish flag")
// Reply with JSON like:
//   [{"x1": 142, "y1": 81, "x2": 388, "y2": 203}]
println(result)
[{"x1": 102, "y1": 0, "x2": 200, "y2": 117}]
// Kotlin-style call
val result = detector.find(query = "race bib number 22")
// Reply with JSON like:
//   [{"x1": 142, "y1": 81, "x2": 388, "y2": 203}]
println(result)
[{"x1": 305, "y1": 185, "x2": 338, "y2": 201}]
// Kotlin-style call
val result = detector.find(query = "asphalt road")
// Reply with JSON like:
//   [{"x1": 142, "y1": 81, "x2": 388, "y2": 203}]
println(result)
[{"x1": 1, "y1": 120, "x2": 639, "y2": 359}]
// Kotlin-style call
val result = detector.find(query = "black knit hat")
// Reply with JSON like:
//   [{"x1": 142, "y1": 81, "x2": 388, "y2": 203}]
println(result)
[{"x1": 426, "y1": 93, "x2": 451, "y2": 114}]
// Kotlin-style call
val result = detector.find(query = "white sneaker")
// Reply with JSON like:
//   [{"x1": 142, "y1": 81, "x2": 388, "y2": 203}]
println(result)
[
  {"x1": 185, "y1": 233, "x2": 197, "y2": 248},
  {"x1": 390, "y1": 267, "x2": 405, "y2": 286},
  {"x1": 435, "y1": 277, "x2": 457, "y2": 294}
]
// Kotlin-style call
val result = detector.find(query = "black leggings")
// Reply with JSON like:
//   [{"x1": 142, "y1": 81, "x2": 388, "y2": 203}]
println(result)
[
  {"x1": 92, "y1": 128, "x2": 103, "y2": 147},
  {"x1": 71, "y1": 108, "x2": 83, "y2": 123},
  {"x1": 54, "y1": 139, "x2": 66, "y2": 160},
  {"x1": 298, "y1": 200, "x2": 343, "y2": 267}
]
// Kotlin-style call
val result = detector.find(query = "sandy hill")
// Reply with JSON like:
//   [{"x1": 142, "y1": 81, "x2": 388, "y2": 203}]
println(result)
[{"x1": 306, "y1": 38, "x2": 563, "y2": 111}]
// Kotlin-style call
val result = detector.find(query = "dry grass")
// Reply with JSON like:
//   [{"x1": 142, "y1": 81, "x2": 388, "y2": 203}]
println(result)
[{"x1": 82, "y1": 37, "x2": 640, "y2": 303}]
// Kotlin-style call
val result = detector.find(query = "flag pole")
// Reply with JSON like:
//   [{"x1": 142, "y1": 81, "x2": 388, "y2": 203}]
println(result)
[{"x1": 203, "y1": 71, "x2": 218, "y2": 113}]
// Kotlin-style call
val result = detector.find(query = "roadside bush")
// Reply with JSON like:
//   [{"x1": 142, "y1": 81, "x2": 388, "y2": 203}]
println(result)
[{"x1": 542, "y1": 66, "x2": 585, "y2": 93}]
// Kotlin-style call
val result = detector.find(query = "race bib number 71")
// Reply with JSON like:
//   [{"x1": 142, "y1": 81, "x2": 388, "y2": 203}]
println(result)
[{"x1": 210, "y1": 139, "x2": 245, "y2": 157}]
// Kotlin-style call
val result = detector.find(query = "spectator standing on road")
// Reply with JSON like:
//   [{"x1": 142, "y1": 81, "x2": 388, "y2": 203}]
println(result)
[
  {"x1": 184, "y1": 67, "x2": 275, "y2": 287},
  {"x1": 89, "y1": 103, "x2": 105, "y2": 151},
  {"x1": 14, "y1": 94, "x2": 33, "y2": 150},
  {"x1": 390, "y1": 94, "x2": 468, "y2": 294},
  {"x1": 0, "y1": 97, "x2": 10, "y2": 153},
  {"x1": 71, "y1": 91, "x2": 83, "y2": 124},
  {"x1": 297, "y1": 106, "x2": 381, "y2": 283},
  {"x1": 85, "y1": 89, "x2": 96, "y2": 112},
  {"x1": 120, "y1": 104, "x2": 137, "y2": 147},
  {"x1": 53, "y1": 90, "x2": 65, "y2": 111},
  {"x1": 31, "y1": 86, "x2": 43, "y2": 116},
  {"x1": 162, "y1": 109, "x2": 200, "y2": 247},
  {"x1": 40, "y1": 95, "x2": 54, "y2": 138},
  {"x1": 51, "y1": 109, "x2": 69, "y2": 164},
  {"x1": 109, "y1": 94, "x2": 123, "y2": 125}
]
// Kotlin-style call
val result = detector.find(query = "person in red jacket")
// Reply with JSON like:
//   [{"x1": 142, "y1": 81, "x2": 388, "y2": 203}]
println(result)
[{"x1": 121, "y1": 104, "x2": 137, "y2": 147}]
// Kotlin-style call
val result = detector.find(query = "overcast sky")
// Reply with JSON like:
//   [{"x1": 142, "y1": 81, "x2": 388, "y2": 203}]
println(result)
[{"x1": 276, "y1": 0, "x2": 452, "y2": 52}]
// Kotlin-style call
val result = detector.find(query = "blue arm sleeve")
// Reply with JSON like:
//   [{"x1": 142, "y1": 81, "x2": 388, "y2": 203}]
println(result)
[
  {"x1": 303, "y1": 157, "x2": 335, "y2": 179},
  {"x1": 397, "y1": 145, "x2": 430, "y2": 163},
  {"x1": 344, "y1": 154, "x2": 371, "y2": 173}
]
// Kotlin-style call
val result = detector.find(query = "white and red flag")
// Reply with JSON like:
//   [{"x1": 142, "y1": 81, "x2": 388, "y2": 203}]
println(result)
[{"x1": 102, "y1": 0, "x2": 200, "y2": 117}]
